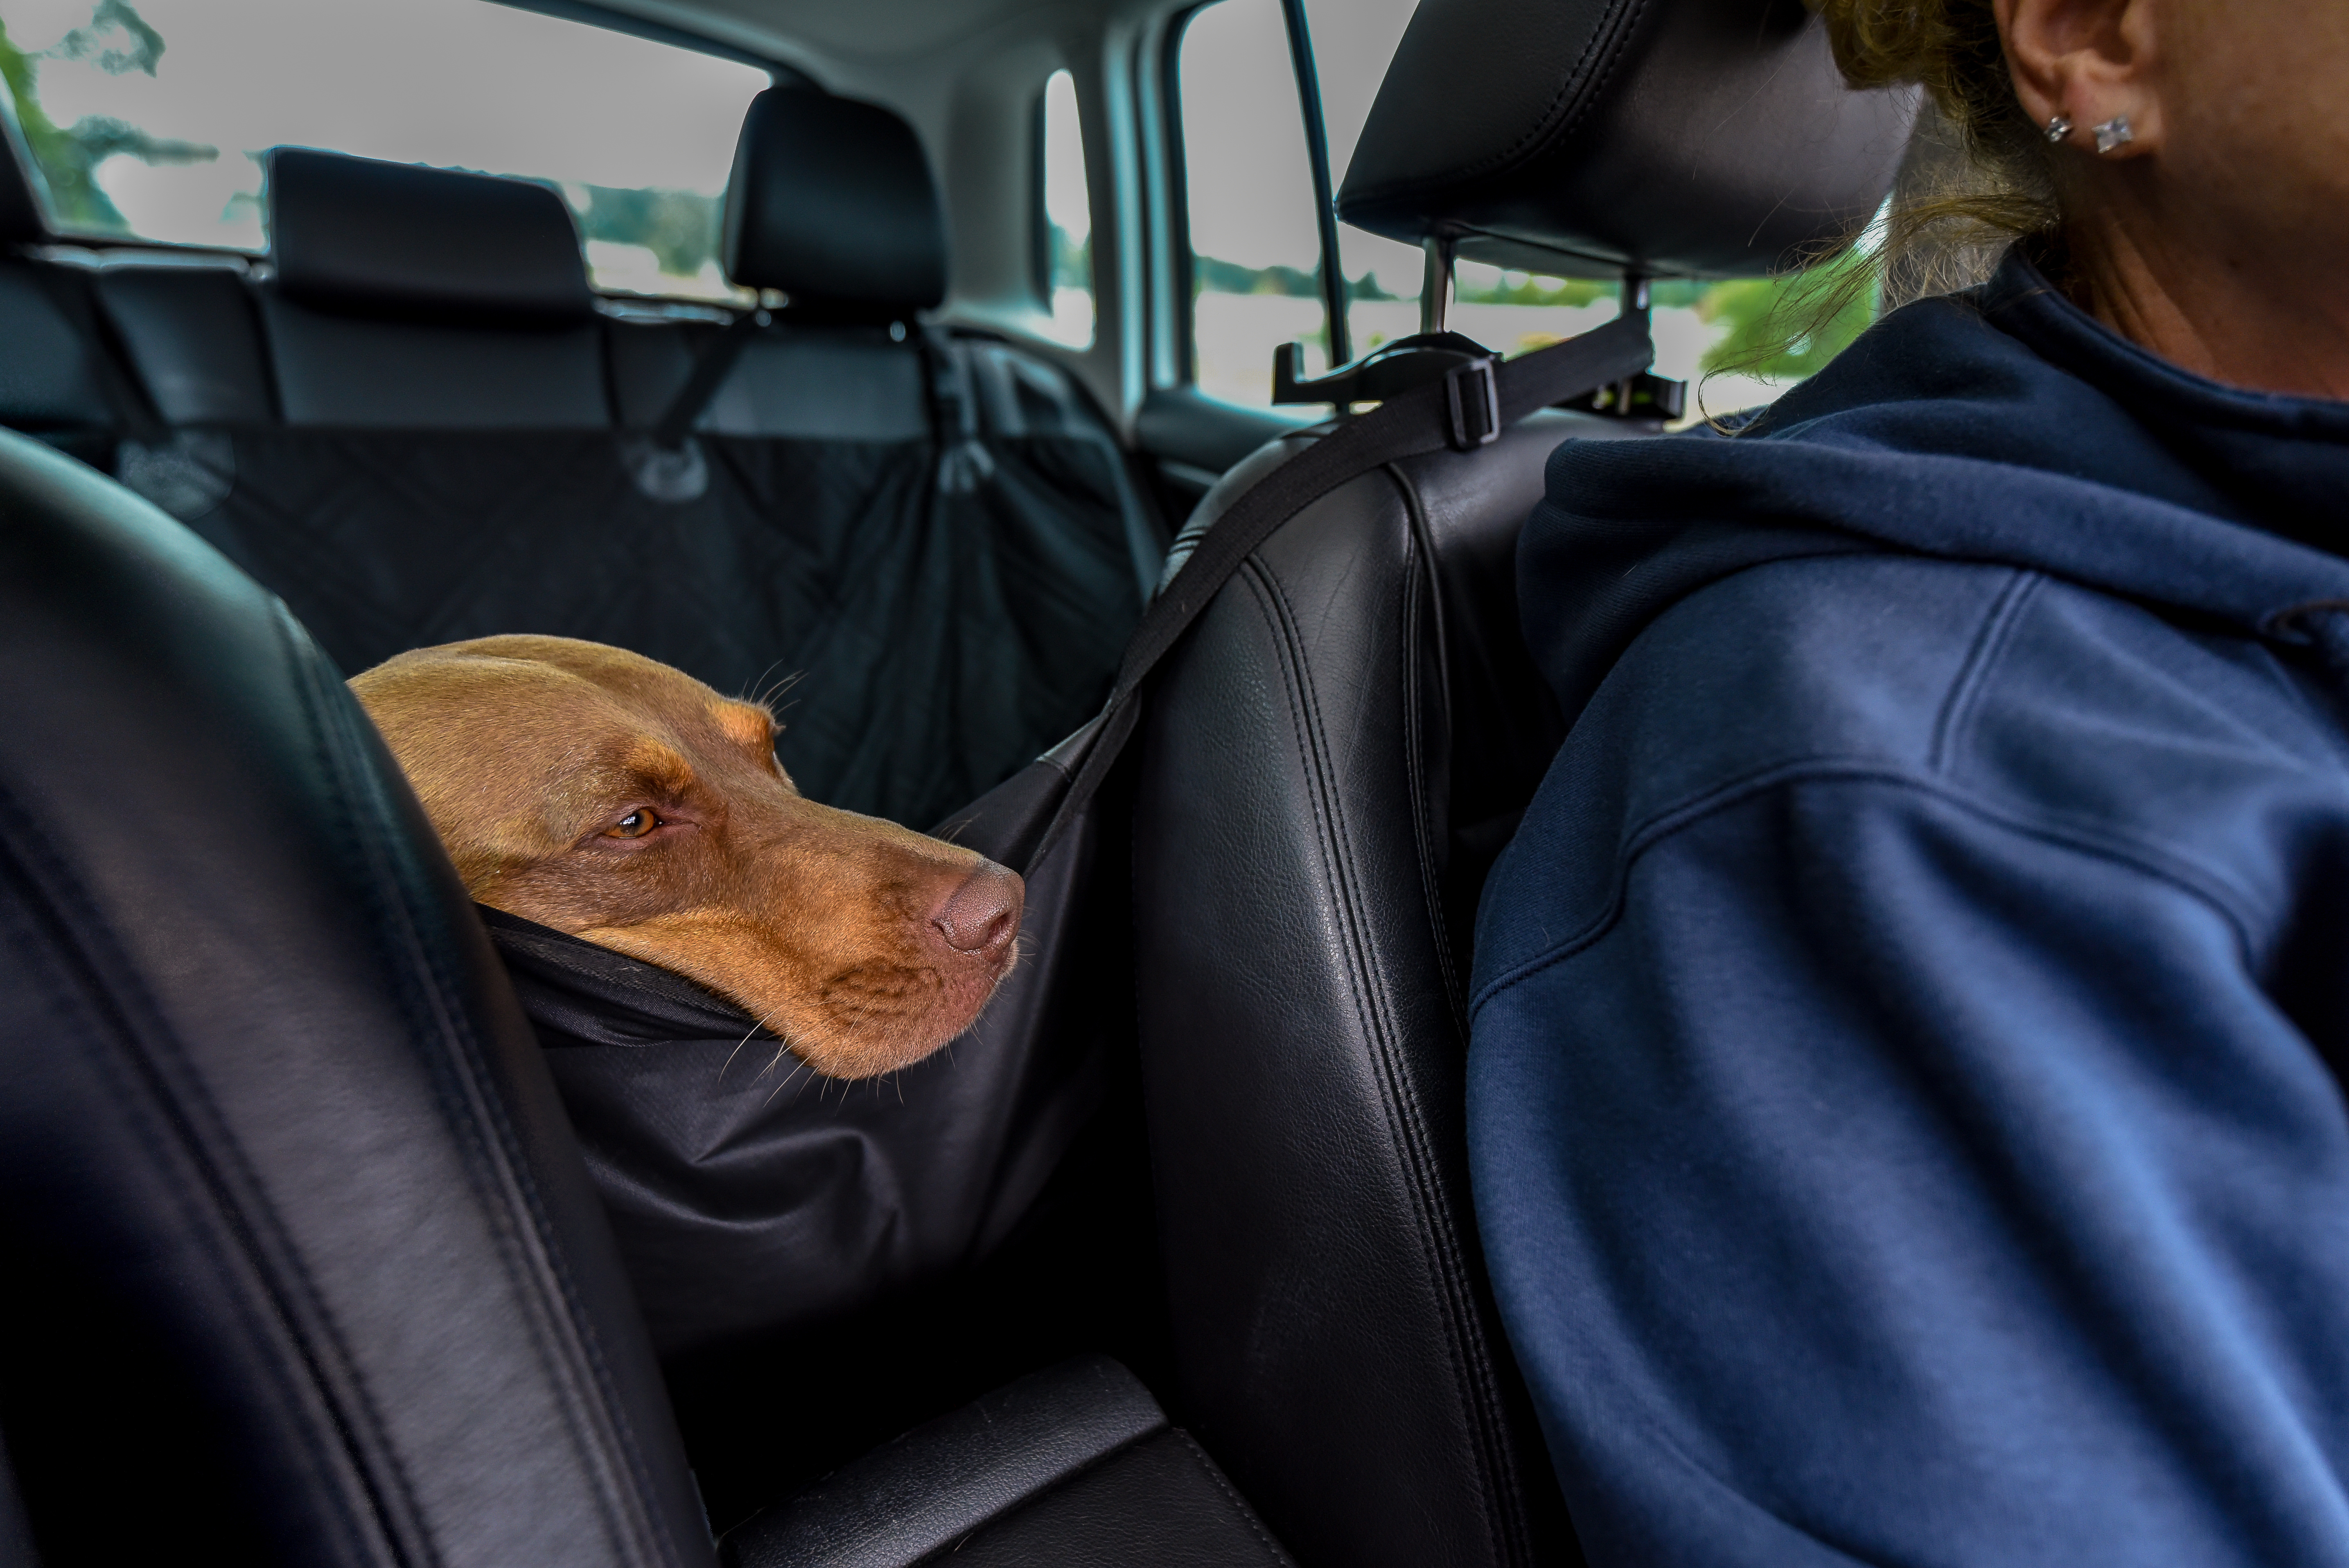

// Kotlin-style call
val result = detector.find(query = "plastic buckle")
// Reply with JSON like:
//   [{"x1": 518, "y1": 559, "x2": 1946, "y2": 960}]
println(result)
[{"x1": 1443, "y1": 358, "x2": 1501, "y2": 450}]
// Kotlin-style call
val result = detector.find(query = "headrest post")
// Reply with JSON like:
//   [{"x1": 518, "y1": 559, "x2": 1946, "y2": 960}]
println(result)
[
  {"x1": 1621, "y1": 273, "x2": 1651, "y2": 320},
  {"x1": 1419, "y1": 236, "x2": 1455, "y2": 337}
]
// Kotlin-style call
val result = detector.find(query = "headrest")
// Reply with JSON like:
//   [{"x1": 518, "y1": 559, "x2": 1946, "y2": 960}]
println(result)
[
  {"x1": 267, "y1": 148, "x2": 592, "y2": 324},
  {"x1": 1336, "y1": 0, "x2": 1919, "y2": 280},
  {"x1": 722, "y1": 88, "x2": 946, "y2": 318},
  {"x1": 0, "y1": 77, "x2": 48, "y2": 245}
]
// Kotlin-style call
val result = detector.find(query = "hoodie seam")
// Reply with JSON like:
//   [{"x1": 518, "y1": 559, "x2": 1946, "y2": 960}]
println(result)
[
  {"x1": 1928, "y1": 569, "x2": 2042, "y2": 775},
  {"x1": 1468, "y1": 760, "x2": 2264, "y2": 1017}
]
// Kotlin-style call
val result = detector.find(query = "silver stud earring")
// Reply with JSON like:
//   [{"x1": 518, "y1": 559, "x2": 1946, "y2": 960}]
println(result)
[
  {"x1": 2043, "y1": 114, "x2": 2074, "y2": 144},
  {"x1": 2093, "y1": 116, "x2": 2135, "y2": 154}
]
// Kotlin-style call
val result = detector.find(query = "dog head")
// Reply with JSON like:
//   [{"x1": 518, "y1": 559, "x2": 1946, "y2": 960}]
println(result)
[{"x1": 350, "y1": 635, "x2": 1022, "y2": 1079}]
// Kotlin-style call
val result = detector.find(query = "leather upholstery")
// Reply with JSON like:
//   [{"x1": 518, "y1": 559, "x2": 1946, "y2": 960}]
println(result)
[
  {"x1": 269, "y1": 147, "x2": 595, "y2": 323},
  {"x1": 936, "y1": 1433, "x2": 1294, "y2": 1567},
  {"x1": 723, "y1": 1356, "x2": 1166, "y2": 1566},
  {"x1": 0, "y1": 427, "x2": 712, "y2": 1568},
  {"x1": 1337, "y1": 0, "x2": 1918, "y2": 277},
  {"x1": 723, "y1": 1357, "x2": 1291, "y2": 1568},
  {"x1": 1135, "y1": 413, "x2": 1631, "y2": 1568},
  {"x1": 722, "y1": 88, "x2": 948, "y2": 317},
  {"x1": 1138, "y1": 9, "x2": 1924, "y2": 1561}
]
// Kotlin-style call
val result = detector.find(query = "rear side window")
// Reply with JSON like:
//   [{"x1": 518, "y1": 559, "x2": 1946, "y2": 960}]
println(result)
[
  {"x1": 1036, "y1": 67, "x2": 1092, "y2": 347},
  {"x1": 0, "y1": 0, "x2": 769, "y2": 301}
]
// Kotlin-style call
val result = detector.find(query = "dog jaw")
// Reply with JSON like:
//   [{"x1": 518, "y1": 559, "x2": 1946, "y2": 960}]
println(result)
[{"x1": 352, "y1": 634, "x2": 1023, "y2": 1079}]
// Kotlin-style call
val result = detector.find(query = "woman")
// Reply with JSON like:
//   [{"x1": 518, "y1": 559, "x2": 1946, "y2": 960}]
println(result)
[{"x1": 1469, "y1": 1, "x2": 2349, "y2": 1563}]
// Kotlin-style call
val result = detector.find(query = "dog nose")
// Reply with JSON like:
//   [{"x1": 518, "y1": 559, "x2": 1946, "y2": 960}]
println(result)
[{"x1": 932, "y1": 860, "x2": 1023, "y2": 955}]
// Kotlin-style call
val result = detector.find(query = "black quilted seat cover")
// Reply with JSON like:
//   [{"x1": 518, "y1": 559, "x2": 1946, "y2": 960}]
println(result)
[{"x1": 161, "y1": 413, "x2": 1144, "y2": 830}]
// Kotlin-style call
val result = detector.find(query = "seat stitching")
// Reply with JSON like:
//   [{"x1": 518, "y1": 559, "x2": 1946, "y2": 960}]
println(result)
[
  {"x1": 283, "y1": 614, "x2": 678, "y2": 1566},
  {"x1": 1244, "y1": 552, "x2": 1515, "y2": 1567},
  {"x1": 0, "y1": 783, "x2": 417, "y2": 1568},
  {"x1": 1170, "y1": 1430, "x2": 1297, "y2": 1566}
]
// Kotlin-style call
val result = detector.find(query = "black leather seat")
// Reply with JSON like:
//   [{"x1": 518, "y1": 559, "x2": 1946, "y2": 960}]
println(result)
[
  {"x1": 0, "y1": 425, "x2": 1284, "y2": 1566},
  {"x1": 1128, "y1": 4, "x2": 1916, "y2": 1566}
]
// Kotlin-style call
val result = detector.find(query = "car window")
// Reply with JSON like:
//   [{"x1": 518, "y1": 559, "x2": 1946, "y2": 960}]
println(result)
[
  {"x1": 0, "y1": 0, "x2": 769, "y2": 302},
  {"x1": 1037, "y1": 67, "x2": 1092, "y2": 347},
  {"x1": 1179, "y1": 0, "x2": 1875, "y2": 420},
  {"x1": 1176, "y1": 0, "x2": 1329, "y2": 406}
]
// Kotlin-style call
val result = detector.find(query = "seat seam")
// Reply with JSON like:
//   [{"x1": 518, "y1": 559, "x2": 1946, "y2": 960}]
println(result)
[
  {"x1": 1244, "y1": 556, "x2": 1516, "y2": 1568},
  {"x1": 0, "y1": 781, "x2": 416, "y2": 1568},
  {"x1": 1169, "y1": 1430, "x2": 1296, "y2": 1566},
  {"x1": 285, "y1": 615, "x2": 678, "y2": 1568}
]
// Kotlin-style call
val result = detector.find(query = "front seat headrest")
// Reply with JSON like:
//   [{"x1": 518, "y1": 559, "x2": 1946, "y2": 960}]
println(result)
[
  {"x1": 1337, "y1": 0, "x2": 1919, "y2": 279},
  {"x1": 722, "y1": 87, "x2": 948, "y2": 319},
  {"x1": 267, "y1": 147, "x2": 593, "y2": 324}
]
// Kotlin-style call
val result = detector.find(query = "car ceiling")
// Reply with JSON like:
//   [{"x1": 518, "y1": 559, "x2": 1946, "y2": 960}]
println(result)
[{"x1": 574, "y1": 0, "x2": 1150, "y2": 77}]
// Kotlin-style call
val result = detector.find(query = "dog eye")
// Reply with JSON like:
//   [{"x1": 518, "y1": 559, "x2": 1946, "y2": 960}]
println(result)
[{"x1": 607, "y1": 809, "x2": 661, "y2": 839}]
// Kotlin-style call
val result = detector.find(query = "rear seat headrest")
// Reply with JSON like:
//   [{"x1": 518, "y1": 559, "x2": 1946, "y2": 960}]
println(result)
[
  {"x1": 722, "y1": 88, "x2": 946, "y2": 319},
  {"x1": 1336, "y1": 0, "x2": 1918, "y2": 280},
  {"x1": 267, "y1": 147, "x2": 593, "y2": 325}
]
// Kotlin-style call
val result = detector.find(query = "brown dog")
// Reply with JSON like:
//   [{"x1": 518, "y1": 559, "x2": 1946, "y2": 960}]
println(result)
[{"x1": 350, "y1": 635, "x2": 1022, "y2": 1079}]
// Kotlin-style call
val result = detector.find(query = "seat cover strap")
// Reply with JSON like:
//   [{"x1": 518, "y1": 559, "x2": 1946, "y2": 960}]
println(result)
[{"x1": 1020, "y1": 310, "x2": 1654, "y2": 871}]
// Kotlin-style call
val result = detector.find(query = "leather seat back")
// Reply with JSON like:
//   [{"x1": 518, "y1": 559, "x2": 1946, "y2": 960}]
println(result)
[
  {"x1": 0, "y1": 429, "x2": 711, "y2": 1568},
  {"x1": 1130, "y1": 5, "x2": 1916, "y2": 1565}
]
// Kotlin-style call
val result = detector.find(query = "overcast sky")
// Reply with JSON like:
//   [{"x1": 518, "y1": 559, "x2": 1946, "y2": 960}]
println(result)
[
  {"x1": 1180, "y1": 0, "x2": 1424, "y2": 292},
  {"x1": 3, "y1": 0, "x2": 766, "y2": 246},
  {"x1": 4, "y1": 0, "x2": 1424, "y2": 288}
]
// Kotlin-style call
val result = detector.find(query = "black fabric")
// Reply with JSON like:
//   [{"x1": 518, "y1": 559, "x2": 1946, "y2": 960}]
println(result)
[
  {"x1": 720, "y1": 1356, "x2": 1169, "y2": 1568},
  {"x1": 151, "y1": 417, "x2": 1146, "y2": 829},
  {"x1": 722, "y1": 88, "x2": 947, "y2": 314},
  {"x1": 1336, "y1": 0, "x2": 1916, "y2": 278},
  {"x1": 0, "y1": 426, "x2": 711, "y2": 1568},
  {"x1": 478, "y1": 740, "x2": 1117, "y2": 1359},
  {"x1": 268, "y1": 147, "x2": 594, "y2": 324}
]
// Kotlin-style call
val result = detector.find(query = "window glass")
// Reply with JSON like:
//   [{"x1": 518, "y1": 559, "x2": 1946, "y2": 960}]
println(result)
[
  {"x1": 1038, "y1": 68, "x2": 1092, "y2": 347},
  {"x1": 0, "y1": 0, "x2": 769, "y2": 301},
  {"x1": 1178, "y1": 0, "x2": 1326, "y2": 406},
  {"x1": 1298, "y1": 0, "x2": 1422, "y2": 365},
  {"x1": 1182, "y1": 0, "x2": 1875, "y2": 416}
]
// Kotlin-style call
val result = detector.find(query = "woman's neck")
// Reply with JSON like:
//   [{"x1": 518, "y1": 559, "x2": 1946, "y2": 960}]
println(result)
[{"x1": 2066, "y1": 188, "x2": 2349, "y2": 402}]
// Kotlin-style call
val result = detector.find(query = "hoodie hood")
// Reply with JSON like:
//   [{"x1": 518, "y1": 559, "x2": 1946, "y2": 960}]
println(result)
[{"x1": 1521, "y1": 248, "x2": 2349, "y2": 728}]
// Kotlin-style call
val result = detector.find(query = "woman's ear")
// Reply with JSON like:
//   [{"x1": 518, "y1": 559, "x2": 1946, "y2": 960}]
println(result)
[{"x1": 1996, "y1": 0, "x2": 2163, "y2": 156}]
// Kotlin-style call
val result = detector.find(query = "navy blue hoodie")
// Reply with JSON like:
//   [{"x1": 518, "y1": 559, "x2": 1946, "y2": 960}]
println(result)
[{"x1": 1470, "y1": 250, "x2": 2349, "y2": 1566}]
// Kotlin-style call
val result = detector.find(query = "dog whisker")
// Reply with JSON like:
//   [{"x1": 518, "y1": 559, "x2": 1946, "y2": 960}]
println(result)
[
  {"x1": 760, "y1": 1054, "x2": 815, "y2": 1109},
  {"x1": 719, "y1": 1006, "x2": 785, "y2": 1083}
]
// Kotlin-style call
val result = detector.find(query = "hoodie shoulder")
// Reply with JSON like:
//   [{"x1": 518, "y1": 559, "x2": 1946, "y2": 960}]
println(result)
[{"x1": 1489, "y1": 548, "x2": 2349, "y2": 995}]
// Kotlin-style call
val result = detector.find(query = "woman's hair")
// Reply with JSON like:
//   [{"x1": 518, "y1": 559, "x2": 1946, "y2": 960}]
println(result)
[
  {"x1": 1812, "y1": 0, "x2": 2061, "y2": 296},
  {"x1": 1704, "y1": 0, "x2": 2062, "y2": 405}
]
